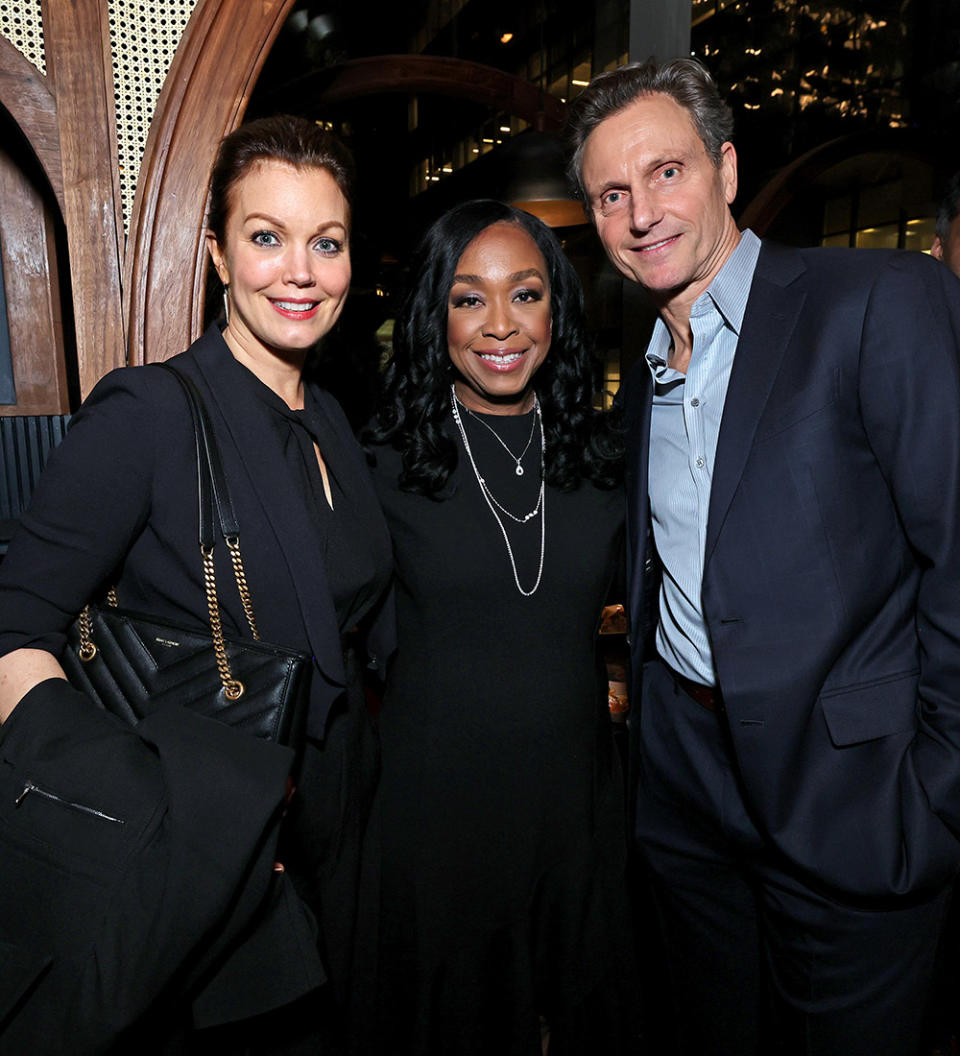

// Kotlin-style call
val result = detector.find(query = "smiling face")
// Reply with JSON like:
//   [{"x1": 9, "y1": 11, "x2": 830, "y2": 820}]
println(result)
[
  {"x1": 581, "y1": 92, "x2": 740, "y2": 315},
  {"x1": 206, "y1": 160, "x2": 351, "y2": 364},
  {"x1": 446, "y1": 222, "x2": 552, "y2": 415}
]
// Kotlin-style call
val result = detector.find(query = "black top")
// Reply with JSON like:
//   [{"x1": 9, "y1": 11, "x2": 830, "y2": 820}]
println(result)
[
  {"x1": 371, "y1": 408, "x2": 636, "y2": 1054},
  {"x1": 231, "y1": 359, "x2": 388, "y2": 634}
]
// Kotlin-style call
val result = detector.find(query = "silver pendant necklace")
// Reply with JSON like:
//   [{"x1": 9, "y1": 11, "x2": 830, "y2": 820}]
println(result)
[
  {"x1": 450, "y1": 384, "x2": 545, "y2": 597},
  {"x1": 456, "y1": 392, "x2": 539, "y2": 475}
]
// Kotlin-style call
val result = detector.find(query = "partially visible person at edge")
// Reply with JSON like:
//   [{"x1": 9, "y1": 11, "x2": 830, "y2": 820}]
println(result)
[
  {"x1": 926, "y1": 165, "x2": 960, "y2": 1056},
  {"x1": 365, "y1": 199, "x2": 640, "y2": 1055},
  {"x1": 566, "y1": 58, "x2": 960, "y2": 1056},
  {"x1": 933, "y1": 170, "x2": 960, "y2": 278},
  {"x1": 0, "y1": 115, "x2": 392, "y2": 1054}
]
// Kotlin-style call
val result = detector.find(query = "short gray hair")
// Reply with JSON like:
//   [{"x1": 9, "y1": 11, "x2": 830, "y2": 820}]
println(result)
[{"x1": 565, "y1": 58, "x2": 734, "y2": 203}]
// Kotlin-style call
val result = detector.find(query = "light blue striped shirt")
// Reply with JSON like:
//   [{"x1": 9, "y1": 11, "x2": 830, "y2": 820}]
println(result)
[{"x1": 646, "y1": 229, "x2": 761, "y2": 685}]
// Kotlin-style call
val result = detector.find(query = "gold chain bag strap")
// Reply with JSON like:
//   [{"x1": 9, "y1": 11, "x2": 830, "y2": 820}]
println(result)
[{"x1": 62, "y1": 364, "x2": 310, "y2": 747}]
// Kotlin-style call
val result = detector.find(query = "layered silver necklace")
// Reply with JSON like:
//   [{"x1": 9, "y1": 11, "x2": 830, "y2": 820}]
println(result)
[
  {"x1": 450, "y1": 384, "x2": 545, "y2": 597},
  {"x1": 461, "y1": 400, "x2": 538, "y2": 476}
]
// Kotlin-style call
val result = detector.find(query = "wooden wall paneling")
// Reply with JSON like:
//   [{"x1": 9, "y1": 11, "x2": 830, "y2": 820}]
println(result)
[
  {"x1": 0, "y1": 143, "x2": 67, "y2": 416},
  {"x1": 0, "y1": 34, "x2": 63, "y2": 213},
  {"x1": 124, "y1": 0, "x2": 297, "y2": 366},
  {"x1": 40, "y1": 0, "x2": 125, "y2": 398}
]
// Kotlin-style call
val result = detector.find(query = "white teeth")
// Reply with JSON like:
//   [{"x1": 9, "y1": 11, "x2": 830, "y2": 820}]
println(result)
[
  {"x1": 641, "y1": 237, "x2": 675, "y2": 251},
  {"x1": 479, "y1": 352, "x2": 522, "y2": 364},
  {"x1": 274, "y1": 300, "x2": 316, "y2": 311}
]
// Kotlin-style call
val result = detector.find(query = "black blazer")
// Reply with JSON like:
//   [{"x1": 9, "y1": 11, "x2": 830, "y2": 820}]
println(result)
[
  {"x1": 0, "y1": 324, "x2": 393, "y2": 739},
  {"x1": 624, "y1": 243, "x2": 960, "y2": 898}
]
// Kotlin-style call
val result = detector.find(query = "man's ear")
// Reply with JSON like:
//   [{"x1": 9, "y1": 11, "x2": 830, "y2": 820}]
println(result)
[
  {"x1": 931, "y1": 235, "x2": 944, "y2": 262},
  {"x1": 205, "y1": 231, "x2": 229, "y2": 285},
  {"x1": 719, "y1": 141, "x2": 738, "y2": 205}
]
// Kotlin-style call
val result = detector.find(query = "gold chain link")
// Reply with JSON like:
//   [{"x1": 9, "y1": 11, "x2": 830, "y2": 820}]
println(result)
[
  {"x1": 78, "y1": 547, "x2": 252, "y2": 700},
  {"x1": 77, "y1": 589, "x2": 119, "y2": 661},
  {"x1": 77, "y1": 606, "x2": 97, "y2": 661},
  {"x1": 203, "y1": 546, "x2": 244, "y2": 700},
  {"x1": 226, "y1": 537, "x2": 260, "y2": 641}
]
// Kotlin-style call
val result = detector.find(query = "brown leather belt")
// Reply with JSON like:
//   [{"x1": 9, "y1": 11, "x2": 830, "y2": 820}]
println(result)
[{"x1": 666, "y1": 663, "x2": 724, "y2": 713}]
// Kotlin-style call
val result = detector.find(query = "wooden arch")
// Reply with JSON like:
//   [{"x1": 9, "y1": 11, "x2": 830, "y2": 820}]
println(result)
[
  {"x1": 126, "y1": 0, "x2": 296, "y2": 365},
  {"x1": 0, "y1": 0, "x2": 296, "y2": 393},
  {"x1": 0, "y1": 34, "x2": 62, "y2": 211}
]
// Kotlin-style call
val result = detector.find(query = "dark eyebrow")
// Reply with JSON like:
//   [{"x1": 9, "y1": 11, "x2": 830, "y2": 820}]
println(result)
[
  {"x1": 243, "y1": 213, "x2": 347, "y2": 235},
  {"x1": 451, "y1": 268, "x2": 545, "y2": 285},
  {"x1": 508, "y1": 268, "x2": 545, "y2": 283}
]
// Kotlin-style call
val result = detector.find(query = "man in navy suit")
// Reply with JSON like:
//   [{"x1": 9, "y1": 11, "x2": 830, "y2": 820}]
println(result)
[{"x1": 567, "y1": 59, "x2": 960, "y2": 1055}]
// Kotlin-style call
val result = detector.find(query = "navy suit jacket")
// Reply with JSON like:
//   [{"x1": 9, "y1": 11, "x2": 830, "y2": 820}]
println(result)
[{"x1": 624, "y1": 241, "x2": 960, "y2": 899}]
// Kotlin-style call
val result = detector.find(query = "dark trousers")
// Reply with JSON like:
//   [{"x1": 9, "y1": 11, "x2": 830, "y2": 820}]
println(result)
[{"x1": 634, "y1": 658, "x2": 951, "y2": 1056}]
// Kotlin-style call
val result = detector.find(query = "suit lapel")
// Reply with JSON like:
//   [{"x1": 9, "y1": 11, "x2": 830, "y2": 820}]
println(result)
[
  {"x1": 704, "y1": 244, "x2": 807, "y2": 566},
  {"x1": 621, "y1": 362, "x2": 655, "y2": 651}
]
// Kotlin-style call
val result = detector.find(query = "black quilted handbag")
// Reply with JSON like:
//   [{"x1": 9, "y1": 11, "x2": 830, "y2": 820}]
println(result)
[{"x1": 62, "y1": 364, "x2": 309, "y2": 749}]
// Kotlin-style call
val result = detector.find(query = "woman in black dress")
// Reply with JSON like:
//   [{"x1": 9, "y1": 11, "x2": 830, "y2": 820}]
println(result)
[
  {"x1": 0, "y1": 116, "x2": 391, "y2": 1052},
  {"x1": 368, "y1": 200, "x2": 636, "y2": 1054}
]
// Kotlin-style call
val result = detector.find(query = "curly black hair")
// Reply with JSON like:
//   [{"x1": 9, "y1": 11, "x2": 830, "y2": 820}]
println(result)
[{"x1": 368, "y1": 200, "x2": 622, "y2": 496}]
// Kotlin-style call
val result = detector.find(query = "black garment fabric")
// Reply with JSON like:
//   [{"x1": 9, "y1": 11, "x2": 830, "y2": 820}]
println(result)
[
  {"x1": 0, "y1": 678, "x2": 323, "y2": 1055},
  {"x1": 0, "y1": 326, "x2": 393, "y2": 1051},
  {"x1": 226, "y1": 356, "x2": 392, "y2": 1044},
  {"x1": 235, "y1": 365, "x2": 387, "y2": 635},
  {"x1": 371, "y1": 409, "x2": 638, "y2": 1055}
]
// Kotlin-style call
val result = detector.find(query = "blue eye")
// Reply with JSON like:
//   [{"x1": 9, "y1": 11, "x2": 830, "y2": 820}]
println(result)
[
  {"x1": 316, "y1": 237, "x2": 343, "y2": 255},
  {"x1": 251, "y1": 230, "x2": 280, "y2": 246},
  {"x1": 662, "y1": 167, "x2": 679, "y2": 179}
]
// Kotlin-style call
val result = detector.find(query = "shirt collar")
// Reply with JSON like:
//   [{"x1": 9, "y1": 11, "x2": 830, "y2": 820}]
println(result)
[
  {"x1": 645, "y1": 228, "x2": 761, "y2": 373},
  {"x1": 698, "y1": 227, "x2": 761, "y2": 334}
]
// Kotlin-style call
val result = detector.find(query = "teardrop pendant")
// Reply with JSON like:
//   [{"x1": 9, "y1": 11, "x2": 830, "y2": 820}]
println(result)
[{"x1": 515, "y1": 464, "x2": 524, "y2": 476}]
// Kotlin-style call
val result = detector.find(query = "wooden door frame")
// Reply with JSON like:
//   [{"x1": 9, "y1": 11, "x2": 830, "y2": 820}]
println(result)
[
  {"x1": 0, "y1": 0, "x2": 295, "y2": 394},
  {"x1": 125, "y1": 0, "x2": 296, "y2": 366}
]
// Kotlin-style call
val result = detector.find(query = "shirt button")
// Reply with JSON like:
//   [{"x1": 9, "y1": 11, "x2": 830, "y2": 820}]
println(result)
[
  {"x1": 690, "y1": 398, "x2": 700, "y2": 407},
  {"x1": 695, "y1": 457, "x2": 705, "y2": 468}
]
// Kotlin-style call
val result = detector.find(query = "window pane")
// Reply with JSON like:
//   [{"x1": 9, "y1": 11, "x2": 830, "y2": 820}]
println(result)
[{"x1": 855, "y1": 224, "x2": 899, "y2": 249}]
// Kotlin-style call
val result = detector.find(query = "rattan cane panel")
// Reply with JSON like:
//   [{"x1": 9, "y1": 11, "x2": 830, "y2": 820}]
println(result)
[
  {"x1": 108, "y1": 0, "x2": 197, "y2": 230},
  {"x1": 0, "y1": 0, "x2": 45, "y2": 75}
]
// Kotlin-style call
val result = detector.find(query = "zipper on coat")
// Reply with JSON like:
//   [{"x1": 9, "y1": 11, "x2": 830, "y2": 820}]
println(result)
[{"x1": 14, "y1": 779, "x2": 125, "y2": 825}]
